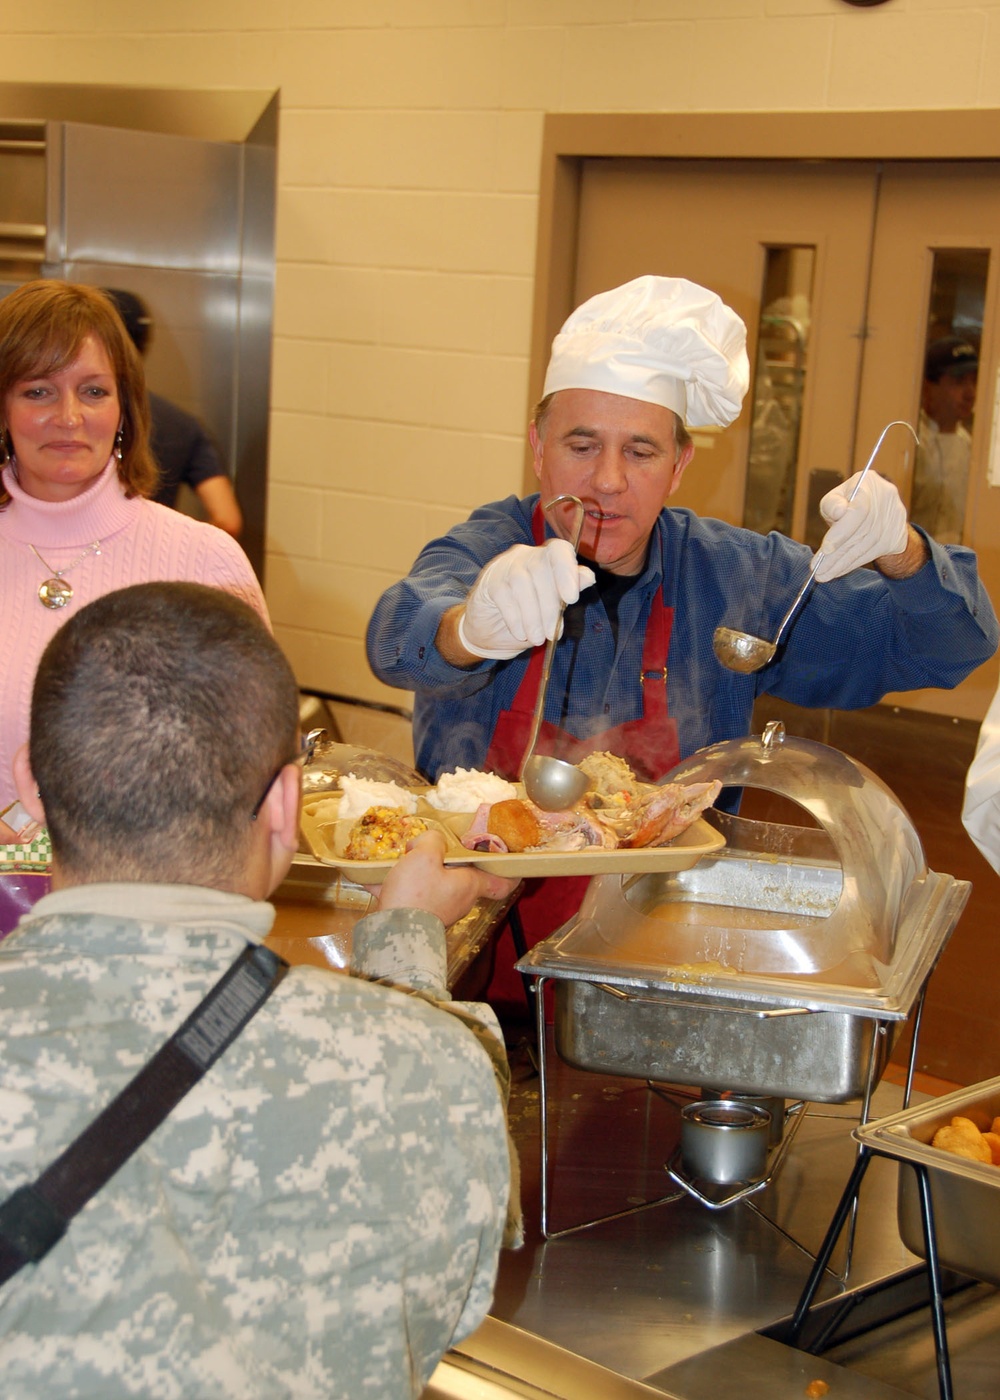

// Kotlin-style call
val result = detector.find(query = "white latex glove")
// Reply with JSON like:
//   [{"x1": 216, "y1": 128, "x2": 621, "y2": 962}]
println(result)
[
  {"x1": 458, "y1": 539, "x2": 596, "y2": 660},
  {"x1": 813, "y1": 470, "x2": 909, "y2": 583}
]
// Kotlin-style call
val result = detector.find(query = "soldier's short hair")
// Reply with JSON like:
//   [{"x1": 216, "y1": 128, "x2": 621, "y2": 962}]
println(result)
[{"x1": 30, "y1": 582, "x2": 299, "y2": 882}]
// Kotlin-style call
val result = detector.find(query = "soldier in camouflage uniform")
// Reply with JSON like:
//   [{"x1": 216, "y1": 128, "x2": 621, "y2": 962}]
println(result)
[{"x1": 0, "y1": 581, "x2": 520, "y2": 1399}]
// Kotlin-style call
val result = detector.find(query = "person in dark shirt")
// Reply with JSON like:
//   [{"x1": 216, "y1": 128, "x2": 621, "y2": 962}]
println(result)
[{"x1": 103, "y1": 288, "x2": 243, "y2": 537}]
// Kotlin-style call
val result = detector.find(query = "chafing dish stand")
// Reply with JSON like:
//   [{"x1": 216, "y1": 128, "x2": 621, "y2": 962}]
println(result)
[
  {"x1": 784, "y1": 1074, "x2": 1000, "y2": 1400},
  {"x1": 784, "y1": 1141, "x2": 958, "y2": 1400},
  {"x1": 528, "y1": 972, "x2": 932, "y2": 1254}
]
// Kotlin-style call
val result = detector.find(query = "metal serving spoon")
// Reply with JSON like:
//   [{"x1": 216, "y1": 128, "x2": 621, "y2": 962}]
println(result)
[
  {"x1": 713, "y1": 419, "x2": 919, "y2": 675},
  {"x1": 520, "y1": 494, "x2": 594, "y2": 811}
]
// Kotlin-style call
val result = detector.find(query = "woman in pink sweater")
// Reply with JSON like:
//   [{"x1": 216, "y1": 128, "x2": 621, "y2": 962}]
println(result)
[{"x1": 0, "y1": 280, "x2": 268, "y2": 842}]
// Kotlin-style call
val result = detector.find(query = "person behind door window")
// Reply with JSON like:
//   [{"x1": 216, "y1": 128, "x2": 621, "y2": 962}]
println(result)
[
  {"x1": 0, "y1": 280, "x2": 266, "y2": 846},
  {"x1": 912, "y1": 334, "x2": 979, "y2": 545},
  {"x1": 103, "y1": 288, "x2": 243, "y2": 538},
  {"x1": 366, "y1": 275, "x2": 998, "y2": 1006},
  {"x1": 0, "y1": 580, "x2": 519, "y2": 1400}
]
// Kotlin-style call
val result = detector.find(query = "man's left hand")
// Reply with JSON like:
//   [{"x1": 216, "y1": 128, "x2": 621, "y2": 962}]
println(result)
[
  {"x1": 814, "y1": 470, "x2": 910, "y2": 582},
  {"x1": 373, "y1": 830, "x2": 519, "y2": 928}
]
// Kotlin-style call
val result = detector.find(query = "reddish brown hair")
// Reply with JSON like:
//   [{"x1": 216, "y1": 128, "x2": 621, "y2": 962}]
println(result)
[{"x1": 0, "y1": 280, "x2": 156, "y2": 509}]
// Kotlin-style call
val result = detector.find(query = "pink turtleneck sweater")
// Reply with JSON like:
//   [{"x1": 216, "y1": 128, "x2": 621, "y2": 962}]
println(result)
[{"x1": 0, "y1": 459, "x2": 269, "y2": 811}]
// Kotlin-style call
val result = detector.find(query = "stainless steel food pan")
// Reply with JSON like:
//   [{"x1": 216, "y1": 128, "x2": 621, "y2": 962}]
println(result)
[
  {"x1": 523, "y1": 868, "x2": 968, "y2": 1105},
  {"x1": 855, "y1": 1076, "x2": 1000, "y2": 1287},
  {"x1": 552, "y1": 979, "x2": 897, "y2": 1103}
]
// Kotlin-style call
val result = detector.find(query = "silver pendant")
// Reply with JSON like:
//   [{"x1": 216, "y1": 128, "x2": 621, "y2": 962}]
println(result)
[{"x1": 38, "y1": 576, "x2": 73, "y2": 609}]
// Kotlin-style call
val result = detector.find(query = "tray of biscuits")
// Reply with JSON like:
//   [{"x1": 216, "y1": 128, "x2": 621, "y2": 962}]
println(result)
[{"x1": 855, "y1": 1075, "x2": 1000, "y2": 1288}]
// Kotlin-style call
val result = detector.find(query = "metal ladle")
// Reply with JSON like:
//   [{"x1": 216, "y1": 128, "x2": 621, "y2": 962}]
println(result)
[
  {"x1": 713, "y1": 419, "x2": 920, "y2": 674},
  {"x1": 519, "y1": 494, "x2": 594, "y2": 810}
]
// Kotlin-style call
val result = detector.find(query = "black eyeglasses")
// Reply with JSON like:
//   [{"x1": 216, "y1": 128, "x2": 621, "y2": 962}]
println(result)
[{"x1": 250, "y1": 728, "x2": 324, "y2": 820}]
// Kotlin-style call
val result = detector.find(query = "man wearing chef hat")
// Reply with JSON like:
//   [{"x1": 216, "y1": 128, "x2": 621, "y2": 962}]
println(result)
[
  {"x1": 367, "y1": 276, "x2": 998, "y2": 990},
  {"x1": 369, "y1": 274, "x2": 995, "y2": 781}
]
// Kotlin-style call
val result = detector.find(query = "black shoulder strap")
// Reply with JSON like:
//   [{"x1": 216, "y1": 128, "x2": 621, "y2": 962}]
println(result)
[{"x1": 0, "y1": 940, "x2": 288, "y2": 1286}]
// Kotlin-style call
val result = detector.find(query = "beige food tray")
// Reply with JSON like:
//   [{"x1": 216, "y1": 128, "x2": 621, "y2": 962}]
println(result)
[{"x1": 299, "y1": 792, "x2": 725, "y2": 883}]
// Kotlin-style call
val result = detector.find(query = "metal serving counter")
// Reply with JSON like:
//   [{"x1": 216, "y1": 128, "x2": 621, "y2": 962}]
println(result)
[
  {"x1": 427, "y1": 1317, "x2": 680, "y2": 1399},
  {"x1": 465, "y1": 1036, "x2": 1000, "y2": 1399}
]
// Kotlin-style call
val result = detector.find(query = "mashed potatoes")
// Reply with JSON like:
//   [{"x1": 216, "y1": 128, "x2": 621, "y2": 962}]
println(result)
[
  {"x1": 337, "y1": 775, "x2": 419, "y2": 820},
  {"x1": 425, "y1": 767, "x2": 518, "y2": 812}
]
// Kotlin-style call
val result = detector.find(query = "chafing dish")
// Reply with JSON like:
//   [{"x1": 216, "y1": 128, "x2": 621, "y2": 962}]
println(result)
[
  {"x1": 272, "y1": 854, "x2": 518, "y2": 994},
  {"x1": 300, "y1": 736, "x2": 427, "y2": 799},
  {"x1": 519, "y1": 723, "x2": 969, "y2": 1104}
]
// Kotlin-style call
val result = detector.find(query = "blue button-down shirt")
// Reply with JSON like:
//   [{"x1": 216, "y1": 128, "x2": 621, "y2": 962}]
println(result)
[{"x1": 367, "y1": 494, "x2": 998, "y2": 781}]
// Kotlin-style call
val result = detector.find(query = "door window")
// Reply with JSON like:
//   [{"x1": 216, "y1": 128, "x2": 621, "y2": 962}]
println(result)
[
  {"x1": 744, "y1": 247, "x2": 815, "y2": 537},
  {"x1": 911, "y1": 248, "x2": 987, "y2": 545}
]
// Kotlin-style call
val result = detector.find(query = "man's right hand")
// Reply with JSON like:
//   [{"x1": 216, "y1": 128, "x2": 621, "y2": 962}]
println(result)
[
  {"x1": 375, "y1": 830, "x2": 518, "y2": 928},
  {"x1": 457, "y1": 540, "x2": 596, "y2": 660},
  {"x1": 815, "y1": 469, "x2": 910, "y2": 581}
]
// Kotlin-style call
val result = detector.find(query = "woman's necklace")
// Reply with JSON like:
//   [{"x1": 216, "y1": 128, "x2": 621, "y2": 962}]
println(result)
[{"x1": 28, "y1": 540, "x2": 103, "y2": 609}]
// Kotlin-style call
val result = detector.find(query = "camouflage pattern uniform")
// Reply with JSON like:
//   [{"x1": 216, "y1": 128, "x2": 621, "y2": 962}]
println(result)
[{"x1": 0, "y1": 883, "x2": 514, "y2": 1398}]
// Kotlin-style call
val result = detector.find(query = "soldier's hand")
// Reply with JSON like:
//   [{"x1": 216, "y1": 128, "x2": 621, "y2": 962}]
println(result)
[{"x1": 375, "y1": 830, "x2": 518, "y2": 927}]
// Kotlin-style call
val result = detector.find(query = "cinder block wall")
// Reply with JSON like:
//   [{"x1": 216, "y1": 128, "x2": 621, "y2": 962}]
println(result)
[{"x1": 4, "y1": 0, "x2": 999, "y2": 703}]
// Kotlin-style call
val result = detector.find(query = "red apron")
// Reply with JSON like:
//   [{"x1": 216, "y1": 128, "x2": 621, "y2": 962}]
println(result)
[{"x1": 483, "y1": 505, "x2": 680, "y2": 1014}]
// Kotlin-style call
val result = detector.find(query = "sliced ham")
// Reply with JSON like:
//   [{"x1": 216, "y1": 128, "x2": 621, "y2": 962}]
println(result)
[{"x1": 460, "y1": 802, "x2": 509, "y2": 853}]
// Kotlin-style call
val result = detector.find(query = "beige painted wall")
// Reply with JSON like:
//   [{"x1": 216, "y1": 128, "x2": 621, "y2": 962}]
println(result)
[{"x1": 4, "y1": 0, "x2": 1000, "y2": 706}]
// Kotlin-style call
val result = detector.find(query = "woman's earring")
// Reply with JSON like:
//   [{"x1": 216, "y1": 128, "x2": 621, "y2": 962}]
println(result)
[{"x1": 114, "y1": 429, "x2": 124, "y2": 462}]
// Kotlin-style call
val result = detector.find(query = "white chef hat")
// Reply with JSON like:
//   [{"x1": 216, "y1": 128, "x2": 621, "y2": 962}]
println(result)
[{"x1": 542, "y1": 275, "x2": 749, "y2": 429}]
